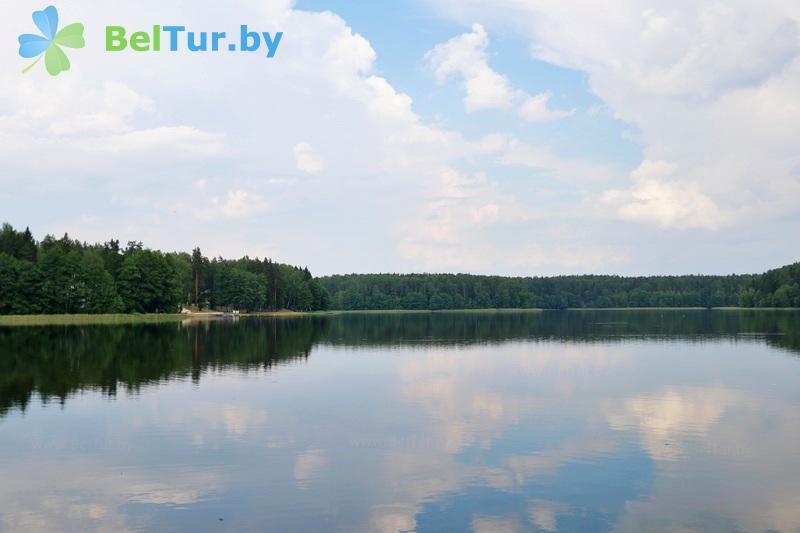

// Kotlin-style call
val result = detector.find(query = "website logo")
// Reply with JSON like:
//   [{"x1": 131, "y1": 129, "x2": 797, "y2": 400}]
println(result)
[
  {"x1": 16, "y1": 7, "x2": 282, "y2": 76},
  {"x1": 18, "y1": 5, "x2": 85, "y2": 76},
  {"x1": 105, "y1": 26, "x2": 283, "y2": 57}
]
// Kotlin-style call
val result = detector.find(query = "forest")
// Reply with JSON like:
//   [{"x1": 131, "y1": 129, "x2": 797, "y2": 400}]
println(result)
[
  {"x1": 738, "y1": 262, "x2": 800, "y2": 307},
  {"x1": 1, "y1": 222, "x2": 798, "y2": 315},
  {"x1": 0, "y1": 223, "x2": 330, "y2": 314},
  {"x1": 320, "y1": 264, "x2": 800, "y2": 310}
]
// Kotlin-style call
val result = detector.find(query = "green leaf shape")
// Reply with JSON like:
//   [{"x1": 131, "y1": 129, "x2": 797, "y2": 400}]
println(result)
[
  {"x1": 54, "y1": 23, "x2": 85, "y2": 48},
  {"x1": 45, "y1": 44, "x2": 70, "y2": 76}
]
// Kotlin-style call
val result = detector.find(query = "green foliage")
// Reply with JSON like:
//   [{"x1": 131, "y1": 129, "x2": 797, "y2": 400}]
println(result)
[
  {"x1": 309, "y1": 278, "x2": 331, "y2": 311},
  {"x1": 321, "y1": 272, "x2": 758, "y2": 310},
  {"x1": 117, "y1": 250, "x2": 187, "y2": 313},
  {"x1": 209, "y1": 261, "x2": 266, "y2": 311},
  {"x1": 38, "y1": 245, "x2": 86, "y2": 313},
  {"x1": 0, "y1": 223, "x2": 330, "y2": 315},
  {"x1": 0, "y1": 253, "x2": 41, "y2": 314},
  {"x1": 203, "y1": 260, "x2": 325, "y2": 312},
  {"x1": 190, "y1": 247, "x2": 208, "y2": 307},
  {"x1": 169, "y1": 252, "x2": 194, "y2": 307},
  {"x1": 0, "y1": 224, "x2": 37, "y2": 262},
  {"x1": 1, "y1": 221, "x2": 796, "y2": 315},
  {"x1": 81, "y1": 249, "x2": 123, "y2": 313},
  {"x1": 740, "y1": 262, "x2": 800, "y2": 307}
]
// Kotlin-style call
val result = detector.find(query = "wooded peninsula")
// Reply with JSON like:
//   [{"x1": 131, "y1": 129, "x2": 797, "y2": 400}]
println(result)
[{"x1": 0, "y1": 223, "x2": 798, "y2": 315}]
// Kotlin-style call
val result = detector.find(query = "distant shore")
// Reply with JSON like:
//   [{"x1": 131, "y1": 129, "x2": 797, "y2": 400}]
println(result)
[
  {"x1": 0, "y1": 311, "x2": 309, "y2": 326},
  {"x1": 0, "y1": 309, "x2": 536, "y2": 326},
  {"x1": 1, "y1": 307, "x2": 799, "y2": 326}
]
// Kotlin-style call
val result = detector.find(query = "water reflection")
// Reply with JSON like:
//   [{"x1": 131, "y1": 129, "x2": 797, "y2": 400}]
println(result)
[
  {"x1": 0, "y1": 310, "x2": 799, "y2": 532},
  {"x1": 0, "y1": 318, "x2": 326, "y2": 417},
  {"x1": 2, "y1": 310, "x2": 799, "y2": 419}
]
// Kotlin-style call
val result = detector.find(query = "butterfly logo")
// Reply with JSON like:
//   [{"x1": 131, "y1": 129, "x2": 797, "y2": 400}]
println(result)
[{"x1": 18, "y1": 6, "x2": 85, "y2": 76}]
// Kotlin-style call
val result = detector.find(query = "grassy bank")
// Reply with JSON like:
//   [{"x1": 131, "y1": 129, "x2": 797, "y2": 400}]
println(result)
[
  {"x1": 0, "y1": 311, "x2": 317, "y2": 326},
  {"x1": 2, "y1": 306, "x2": 798, "y2": 327},
  {"x1": 0, "y1": 314, "x2": 187, "y2": 326},
  {"x1": 0, "y1": 308, "x2": 545, "y2": 326}
]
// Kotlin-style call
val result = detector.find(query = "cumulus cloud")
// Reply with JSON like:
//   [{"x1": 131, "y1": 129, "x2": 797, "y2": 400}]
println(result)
[
  {"x1": 217, "y1": 190, "x2": 269, "y2": 219},
  {"x1": 2, "y1": 0, "x2": 797, "y2": 275},
  {"x1": 602, "y1": 160, "x2": 728, "y2": 230},
  {"x1": 469, "y1": 203, "x2": 500, "y2": 225},
  {"x1": 488, "y1": 134, "x2": 617, "y2": 184},
  {"x1": 0, "y1": 1, "x2": 472, "y2": 270},
  {"x1": 426, "y1": 24, "x2": 517, "y2": 111},
  {"x1": 77, "y1": 126, "x2": 226, "y2": 157},
  {"x1": 426, "y1": 24, "x2": 574, "y2": 120},
  {"x1": 192, "y1": 189, "x2": 269, "y2": 220},
  {"x1": 428, "y1": 1, "x2": 799, "y2": 101},
  {"x1": 424, "y1": 0, "x2": 800, "y2": 236},
  {"x1": 396, "y1": 166, "x2": 534, "y2": 271},
  {"x1": 293, "y1": 142, "x2": 324, "y2": 174},
  {"x1": 519, "y1": 92, "x2": 575, "y2": 122},
  {"x1": 47, "y1": 81, "x2": 153, "y2": 135}
]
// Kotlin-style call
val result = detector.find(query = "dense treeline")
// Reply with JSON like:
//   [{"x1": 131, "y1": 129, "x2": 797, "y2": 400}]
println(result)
[
  {"x1": 320, "y1": 273, "x2": 751, "y2": 310},
  {"x1": 321, "y1": 264, "x2": 800, "y2": 310},
  {"x1": 2, "y1": 222, "x2": 797, "y2": 314},
  {"x1": 320, "y1": 263, "x2": 800, "y2": 310},
  {"x1": 0, "y1": 223, "x2": 329, "y2": 314},
  {"x1": 738, "y1": 262, "x2": 800, "y2": 307}
]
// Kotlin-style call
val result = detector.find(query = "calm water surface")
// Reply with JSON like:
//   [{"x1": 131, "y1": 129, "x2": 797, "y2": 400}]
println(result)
[{"x1": 1, "y1": 310, "x2": 800, "y2": 532}]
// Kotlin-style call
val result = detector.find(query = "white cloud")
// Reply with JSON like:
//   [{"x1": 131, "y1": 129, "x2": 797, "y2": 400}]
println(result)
[
  {"x1": 78, "y1": 126, "x2": 226, "y2": 157},
  {"x1": 425, "y1": 24, "x2": 574, "y2": 121},
  {"x1": 519, "y1": 92, "x2": 575, "y2": 122},
  {"x1": 424, "y1": 0, "x2": 800, "y2": 235},
  {"x1": 192, "y1": 189, "x2": 269, "y2": 221},
  {"x1": 396, "y1": 166, "x2": 534, "y2": 271},
  {"x1": 426, "y1": 24, "x2": 517, "y2": 111},
  {"x1": 428, "y1": 1, "x2": 799, "y2": 101},
  {"x1": 0, "y1": 77, "x2": 224, "y2": 178},
  {"x1": 602, "y1": 160, "x2": 728, "y2": 230},
  {"x1": 0, "y1": 1, "x2": 473, "y2": 271},
  {"x1": 2, "y1": 0, "x2": 797, "y2": 275},
  {"x1": 218, "y1": 190, "x2": 268, "y2": 219},
  {"x1": 47, "y1": 81, "x2": 153, "y2": 135},
  {"x1": 470, "y1": 203, "x2": 499, "y2": 225},
  {"x1": 293, "y1": 141, "x2": 324, "y2": 174},
  {"x1": 491, "y1": 135, "x2": 617, "y2": 184}
]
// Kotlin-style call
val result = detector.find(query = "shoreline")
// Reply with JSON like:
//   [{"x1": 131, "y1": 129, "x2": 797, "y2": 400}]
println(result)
[{"x1": 1, "y1": 307, "x2": 798, "y2": 326}]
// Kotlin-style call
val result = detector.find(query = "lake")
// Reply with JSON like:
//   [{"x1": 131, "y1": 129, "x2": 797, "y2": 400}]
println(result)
[{"x1": 1, "y1": 310, "x2": 799, "y2": 532}]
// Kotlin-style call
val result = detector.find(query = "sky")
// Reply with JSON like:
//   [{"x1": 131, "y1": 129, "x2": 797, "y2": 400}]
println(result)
[{"x1": 1, "y1": 0, "x2": 798, "y2": 276}]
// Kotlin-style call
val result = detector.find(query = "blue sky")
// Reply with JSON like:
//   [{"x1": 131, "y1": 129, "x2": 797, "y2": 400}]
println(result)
[
  {"x1": 1, "y1": 1, "x2": 798, "y2": 275},
  {"x1": 298, "y1": 0, "x2": 640, "y2": 161}
]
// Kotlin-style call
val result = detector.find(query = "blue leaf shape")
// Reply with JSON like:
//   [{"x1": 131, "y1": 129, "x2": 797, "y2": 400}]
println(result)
[
  {"x1": 18, "y1": 34, "x2": 51, "y2": 58},
  {"x1": 32, "y1": 6, "x2": 58, "y2": 41}
]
